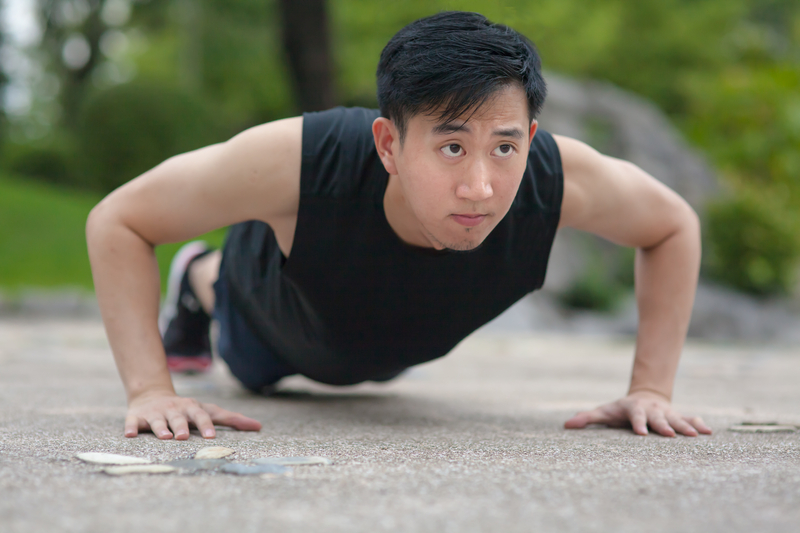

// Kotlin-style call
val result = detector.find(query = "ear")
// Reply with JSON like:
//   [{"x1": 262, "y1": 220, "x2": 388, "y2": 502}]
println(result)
[
  {"x1": 372, "y1": 117, "x2": 399, "y2": 175},
  {"x1": 528, "y1": 120, "x2": 539, "y2": 148}
]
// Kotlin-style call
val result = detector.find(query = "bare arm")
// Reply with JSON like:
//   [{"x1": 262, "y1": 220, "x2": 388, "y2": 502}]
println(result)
[
  {"x1": 554, "y1": 135, "x2": 710, "y2": 437},
  {"x1": 86, "y1": 116, "x2": 303, "y2": 439}
]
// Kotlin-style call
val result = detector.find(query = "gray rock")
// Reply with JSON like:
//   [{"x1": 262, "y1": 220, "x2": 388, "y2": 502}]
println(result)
[
  {"x1": 254, "y1": 456, "x2": 332, "y2": 466},
  {"x1": 539, "y1": 72, "x2": 719, "y2": 212},
  {"x1": 220, "y1": 463, "x2": 290, "y2": 476},
  {"x1": 167, "y1": 459, "x2": 228, "y2": 473},
  {"x1": 688, "y1": 283, "x2": 800, "y2": 343},
  {"x1": 482, "y1": 280, "x2": 800, "y2": 344},
  {"x1": 537, "y1": 72, "x2": 723, "y2": 302}
]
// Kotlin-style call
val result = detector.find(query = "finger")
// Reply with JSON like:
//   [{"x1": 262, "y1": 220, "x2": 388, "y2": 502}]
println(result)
[
  {"x1": 201, "y1": 403, "x2": 262, "y2": 431},
  {"x1": 124, "y1": 415, "x2": 140, "y2": 438},
  {"x1": 629, "y1": 406, "x2": 649, "y2": 436},
  {"x1": 146, "y1": 416, "x2": 174, "y2": 440},
  {"x1": 667, "y1": 414, "x2": 698, "y2": 437},
  {"x1": 647, "y1": 412, "x2": 676, "y2": 438},
  {"x1": 687, "y1": 416, "x2": 713, "y2": 435},
  {"x1": 564, "y1": 410, "x2": 606, "y2": 429},
  {"x1": 187, "y1": 407, "x2": 216, "y2": 439},
  {"x1": 165, "y1": 411, "x2": 191, "y2": 441}
]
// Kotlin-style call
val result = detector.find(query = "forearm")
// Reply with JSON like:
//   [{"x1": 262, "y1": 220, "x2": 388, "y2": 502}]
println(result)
[
  {"x1": 87, "y1": 207, "x2": 175, "y2": 402},
  {"x1": 629, "y1": 213, "x2": 701, "y2": 400}
]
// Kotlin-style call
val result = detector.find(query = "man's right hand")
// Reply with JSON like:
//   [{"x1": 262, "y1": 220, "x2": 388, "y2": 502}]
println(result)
[{"x1": 124, "y1": 391, "x2": 262, "y2": 440}]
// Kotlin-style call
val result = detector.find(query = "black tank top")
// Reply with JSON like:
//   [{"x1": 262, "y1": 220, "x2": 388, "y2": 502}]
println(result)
[{"x1": 222, "y1": 107, "x2": 563, "y2": 385}]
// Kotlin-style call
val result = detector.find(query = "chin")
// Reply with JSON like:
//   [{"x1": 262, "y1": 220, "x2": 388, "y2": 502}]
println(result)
[{"x1": 432, "y1": 231, "x2": 488, "y2": 252}]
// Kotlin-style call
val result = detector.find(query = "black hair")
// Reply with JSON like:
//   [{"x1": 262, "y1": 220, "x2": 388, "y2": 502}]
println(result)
[{"x1": 376, "y1": 11, "x2": 547, "y2": 143}]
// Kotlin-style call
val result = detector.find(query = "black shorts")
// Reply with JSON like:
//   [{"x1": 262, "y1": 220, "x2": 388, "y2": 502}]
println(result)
[{"x1": 212, "y1": 272, "x2": 296, "y2": 392}]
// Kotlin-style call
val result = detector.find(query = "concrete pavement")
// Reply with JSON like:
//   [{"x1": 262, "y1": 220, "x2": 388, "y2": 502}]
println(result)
[{"x1": 1, "y1": 318, "x2": 798, "y2": 532}]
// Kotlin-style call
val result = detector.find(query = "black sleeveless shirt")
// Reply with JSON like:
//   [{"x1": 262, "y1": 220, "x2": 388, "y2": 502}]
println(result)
[{"x1": 222, "y1": 107, "x2": 563, "y2": 385}]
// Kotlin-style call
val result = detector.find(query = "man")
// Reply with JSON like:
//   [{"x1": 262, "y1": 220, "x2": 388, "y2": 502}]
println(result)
[{"x1": 86, "y1": 11, "x2": 712, "y2": 441}]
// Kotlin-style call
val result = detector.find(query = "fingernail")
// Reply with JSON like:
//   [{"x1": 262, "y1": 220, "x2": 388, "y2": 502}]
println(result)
[{"x1": 202, "y1": 429, "x2": 214, "y2": 438}]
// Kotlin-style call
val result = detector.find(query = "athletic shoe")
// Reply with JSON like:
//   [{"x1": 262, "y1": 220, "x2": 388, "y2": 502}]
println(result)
[{"x1": 159, "y1": 241, "x2": 214, "y2": 374}]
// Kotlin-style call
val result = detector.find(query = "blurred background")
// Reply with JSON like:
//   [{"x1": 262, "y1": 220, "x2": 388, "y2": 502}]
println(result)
[{"x1": 0, "y1": 0, "x2": 798, "y2": 340}]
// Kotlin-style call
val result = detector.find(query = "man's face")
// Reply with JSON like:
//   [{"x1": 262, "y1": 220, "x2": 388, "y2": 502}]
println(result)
[{"x1": 393, "y1": 85, "x2": 536, "y2": 251}]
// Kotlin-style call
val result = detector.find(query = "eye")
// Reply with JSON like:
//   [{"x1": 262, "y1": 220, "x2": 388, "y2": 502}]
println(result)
[
  {"x1": 441, "y1": 144, "x2": 464, "y2": 157},
  {"x1": 493, "y1": 144, "x2": 515, "y2": 157}
]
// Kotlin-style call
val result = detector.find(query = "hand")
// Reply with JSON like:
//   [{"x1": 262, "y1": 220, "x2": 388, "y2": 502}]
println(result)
[
  {"x1": 124, "y1": 390, "x2": 262, "y2": 440},
  {"x1": 563, "y1": 390, "x2": 712, "y2": 437}
]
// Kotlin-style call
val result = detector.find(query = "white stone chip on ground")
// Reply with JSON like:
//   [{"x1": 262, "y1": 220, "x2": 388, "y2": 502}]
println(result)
[
  {"x1": 76, "y1": 453, "x2": 152, "y2": 465},
  {"x1": 194, "y1": 446, "x2": 235, "y2": 459},
  {"x1": 254, "y1": 456, "x2": 332, "y2": 466},
  {"x1": 102, "y1": 465, "x2": 177, "y2": 476},
  {"x1": 728, "y1": 425, "x2": 796, "y2": 433}
]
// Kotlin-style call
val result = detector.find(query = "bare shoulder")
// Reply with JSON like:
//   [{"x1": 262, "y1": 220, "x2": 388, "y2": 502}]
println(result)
[
  {"x1": 216, "y1": 116, "x2": 304, "y2": 220},
  {"x1": 92, "y1": 116, "x2": 303, "y2": 246},
  {"x1": 552, "y1": 133, "x2": 697, "y2": 248}
]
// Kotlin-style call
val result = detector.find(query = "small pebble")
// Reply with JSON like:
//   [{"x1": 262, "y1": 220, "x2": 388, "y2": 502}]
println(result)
[
  {"x1": 729, "y1": 425, "x2": 796, "y2": 433},
  {"x1": 254, "y1": 456, "x2": 332, "y2": 466},
  {"x1": 77, "y1": 453, "x2": 151, "y2": 465},
  {"x1": 102, "y1": 465, "x2": 176, "y2": 476},
  {"x1": 194, "y1": 446, "x2": 235, "y2": 459},
  {"x1": 166, "y1": 459, "x2": 228, "y2": 473},
  {"x1": 220, "y1": 463, "x2": 290, "y2": 476}
]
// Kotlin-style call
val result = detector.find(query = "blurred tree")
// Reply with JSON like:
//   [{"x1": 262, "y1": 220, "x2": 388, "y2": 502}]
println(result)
[
  {"x1": 127, "y1": 0, "x2": 293, "y2": 126},
  {"x1": 77, "y1": 80, "x2": 224, "y2": 192},
  {"x1": 277, "y1": 0, "x2": 336, "y2": 111},
  {"x1": 5, "y1": 0, "x2": 798, "y2": 294},
  {"x1": 176, "y1": 0, "x2": 202, "y2": 91},
  {"x1": 39, "y1": 0, "x2": 106, "y2": 129},
  {"x1": 0, "y1": 27, "x2": 8, "y2": 154}
]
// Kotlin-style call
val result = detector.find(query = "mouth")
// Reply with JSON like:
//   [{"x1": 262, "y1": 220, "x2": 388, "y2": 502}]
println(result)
[{"x1": 450, "y1": 213, "x2": 488, "y2": 227}]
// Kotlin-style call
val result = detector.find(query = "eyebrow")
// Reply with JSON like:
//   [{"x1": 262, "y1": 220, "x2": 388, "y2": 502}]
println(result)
[{"x1": 431, "y1": 122, "x2": 524, "y2": 139}]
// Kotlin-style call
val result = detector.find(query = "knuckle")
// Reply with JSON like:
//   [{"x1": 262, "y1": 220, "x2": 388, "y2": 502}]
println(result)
[{"x1": 189, "y1": 410, "x2": 210, "y2": 422}]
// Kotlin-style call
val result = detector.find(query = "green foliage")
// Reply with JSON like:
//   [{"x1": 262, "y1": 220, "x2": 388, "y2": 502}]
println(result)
[
  {"x1": 2, "y1": 139, "x2": 78, "y2": 187},
  {"x1": 0, "y1": 173, "x2": 227, "y2": 291},
  {"x1": 558, "y1": 267, "x2": 625, "y2": 312},
  {"x1": 76, "y1": 81, "x2": 227, "y2": 193},
  {"x1": 130, "y1": 0, "x2": 293, "y2": 124},
  {"x1": 684, "y1": 65, "x2": 800, "y2": 193},
  {"x1": 0, "y1": 174, "x2": 100, "y2": 289},
  {"x1": 704, "y1": 194, "x2": 800, "y2": 295},
  {"x1": 9, "y1": 0, "x2": 800, "y2": 295},
  {"x1": 557, "y1": 246, "x2": 634, "y2": 312}
]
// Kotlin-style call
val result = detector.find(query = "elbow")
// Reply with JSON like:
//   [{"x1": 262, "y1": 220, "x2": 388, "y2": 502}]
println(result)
[
  {"x1": 680, "y1": 199, "x2": 701, "y2": 247},
  {"x1": 86, "y1": 200, "x2": 111, "y2": 248},
  {"x1": 672, "y1": 199, "x2": 702, "y2": 270},
  {"x1": 86, "y1": 196, "x2": 128, "y2": 254}
]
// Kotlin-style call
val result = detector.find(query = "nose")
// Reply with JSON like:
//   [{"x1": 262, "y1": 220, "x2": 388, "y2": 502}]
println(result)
[{"x1": 455, "y1": 158, "x2": 493, "y2": 202}]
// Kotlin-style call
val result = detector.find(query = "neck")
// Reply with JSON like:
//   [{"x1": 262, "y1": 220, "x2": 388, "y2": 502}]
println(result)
[{"x1": 382, "y1": 175, "x2": 438, "y2": 249}]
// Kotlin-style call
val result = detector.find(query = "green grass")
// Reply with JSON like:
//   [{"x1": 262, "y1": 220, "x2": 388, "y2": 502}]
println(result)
[{"x1": 0, "y1": 174, "x2": 227, "y2": 293}]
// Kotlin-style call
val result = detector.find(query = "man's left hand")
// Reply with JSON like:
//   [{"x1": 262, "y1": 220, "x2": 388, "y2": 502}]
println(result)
[{"x1": 563, "y1": 390, "x2": 712, "y2": 437}]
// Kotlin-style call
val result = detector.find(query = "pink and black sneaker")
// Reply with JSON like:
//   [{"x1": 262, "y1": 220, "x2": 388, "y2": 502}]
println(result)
[{"x1": 159, "y1": 241, "x2": 214, "y2": 374}]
